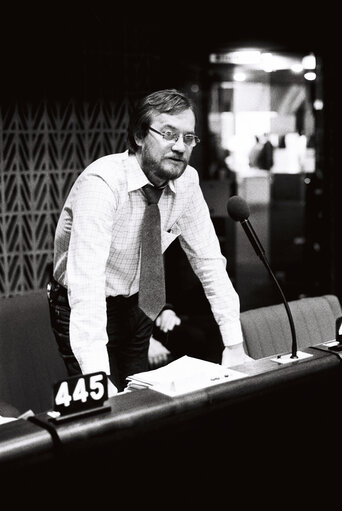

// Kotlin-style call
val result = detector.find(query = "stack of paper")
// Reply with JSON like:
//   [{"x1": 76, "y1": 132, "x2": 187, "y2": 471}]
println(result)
[{"x1": 126, "y1": 356, "x2": 247, "y2": 396}]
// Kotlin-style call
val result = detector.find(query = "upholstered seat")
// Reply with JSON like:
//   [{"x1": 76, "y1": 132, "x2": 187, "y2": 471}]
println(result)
[
  {"x1": 240, "y1": 294, "x2": 342, "y2": 359},
  {"x1": 0, "y1": 291, "x2": 68, "y2": 415}
]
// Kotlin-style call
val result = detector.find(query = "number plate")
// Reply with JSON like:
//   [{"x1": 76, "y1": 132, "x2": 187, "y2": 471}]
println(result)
[{"x1": 53, "y1": 372, "x2": 108, "y2": 416}]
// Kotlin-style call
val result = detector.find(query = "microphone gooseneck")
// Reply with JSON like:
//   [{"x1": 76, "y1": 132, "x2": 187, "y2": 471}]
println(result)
[{"x1": 227, "y1": 195, "x2": 298, "y2": 359}]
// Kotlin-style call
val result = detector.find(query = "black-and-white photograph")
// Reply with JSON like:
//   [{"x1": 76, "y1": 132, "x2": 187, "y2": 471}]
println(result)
[{"x1": 0, "y1": 5, "x2": 340, "y2": 504}]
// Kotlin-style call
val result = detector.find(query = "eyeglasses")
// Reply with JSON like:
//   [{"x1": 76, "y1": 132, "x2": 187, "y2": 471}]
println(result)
[{"x1": 149, "y1": 126, "x2": 200, "y2": 147}]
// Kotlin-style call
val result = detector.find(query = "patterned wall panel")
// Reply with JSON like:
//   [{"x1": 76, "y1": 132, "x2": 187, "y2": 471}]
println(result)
[{"x1": 0, "y1": 98, "x2": 131, "y2": 297}]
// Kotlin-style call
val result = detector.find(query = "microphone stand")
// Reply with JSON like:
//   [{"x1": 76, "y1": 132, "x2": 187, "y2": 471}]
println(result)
[{"x1": 240, "y1": 218, "x2": 298, "y2": 359}]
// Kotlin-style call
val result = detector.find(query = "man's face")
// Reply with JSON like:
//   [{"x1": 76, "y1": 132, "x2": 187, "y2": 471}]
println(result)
[{"x1": 135, "y1": 109, "x2": 196, "y2": 187}]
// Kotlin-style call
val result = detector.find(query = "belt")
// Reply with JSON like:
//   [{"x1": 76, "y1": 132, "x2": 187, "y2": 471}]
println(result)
[{"x1": 48, "y1": 277, "x2": 139, "y2": 305}]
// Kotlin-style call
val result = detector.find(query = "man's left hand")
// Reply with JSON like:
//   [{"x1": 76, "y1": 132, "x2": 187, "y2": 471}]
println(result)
[{"x1": 221, "y1": 343, "x2": 253, "y2": 367}]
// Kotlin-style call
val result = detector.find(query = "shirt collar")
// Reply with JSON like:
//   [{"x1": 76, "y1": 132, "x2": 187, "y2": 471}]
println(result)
[{"x1": 126, "y1": 151, "x2": 176, "y2": 194}]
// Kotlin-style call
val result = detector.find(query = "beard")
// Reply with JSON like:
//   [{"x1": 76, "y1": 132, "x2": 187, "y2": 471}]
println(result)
[{"x1": 140, "y1": 147, "x2": 188, "y2": 184}]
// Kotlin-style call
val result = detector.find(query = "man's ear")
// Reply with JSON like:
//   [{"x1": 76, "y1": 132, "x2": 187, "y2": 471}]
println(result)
[{"x1": 134, "y1": 133, "x2": 143, "y2": 149}]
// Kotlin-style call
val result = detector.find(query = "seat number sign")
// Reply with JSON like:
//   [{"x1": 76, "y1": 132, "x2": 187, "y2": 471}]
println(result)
[{"x1": 53, "y1": 371, "x2": 108, "y2": 415}]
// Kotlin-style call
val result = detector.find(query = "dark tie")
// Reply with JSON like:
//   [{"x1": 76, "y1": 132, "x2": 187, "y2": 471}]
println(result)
[{"x1": 138, "y1": 184, "x2": 166, "y2": 321}]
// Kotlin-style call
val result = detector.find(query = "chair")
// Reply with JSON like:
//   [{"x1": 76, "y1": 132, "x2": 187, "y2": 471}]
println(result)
[
  {"x1": 240, "y1": 295, "x2": 342, "y2": 359},
  {"x1": 0, "y1": 291, "x2": 68, "y2": 415}
]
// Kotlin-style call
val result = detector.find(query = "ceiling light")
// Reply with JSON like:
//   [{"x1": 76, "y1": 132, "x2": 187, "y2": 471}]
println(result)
[
  {"x1": 304, "y1": 71, "x2": 316, "y2": 81},
  {"x1": 233, "y1": 71, "x2": 246, "y2": 81},
  {"x1": 313, "y1": 99, "x2": 323, "y2": 110},
  {"x1": 291, "y1": 63, "x2": 304, "y2": 73},
  {"x1": 260, "y1": 53, "x2": 274, "y2": 72},
  {"x1": 229, "y1": 50, "x2": 261, "y2": 65},
  {"x1": 302, "y1": 54, "x2": 316, "y2": 69},
  {"x1": 209, "y1": 50, "x2": 261, "y2": 65}
]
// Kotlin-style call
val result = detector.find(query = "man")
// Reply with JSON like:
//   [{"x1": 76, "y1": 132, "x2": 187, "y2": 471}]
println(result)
[
  {"x1": 258, "y1": 133, "x2": 274, "y2": 171},
  {"x1": 48, "y1": 89, "x2": 251, "y2": 396}
]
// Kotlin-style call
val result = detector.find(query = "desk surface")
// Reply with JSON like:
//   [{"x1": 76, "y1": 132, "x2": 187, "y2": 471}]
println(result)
[{"x1": 1, "y1": 345, "x2": 341, "y2": 485}]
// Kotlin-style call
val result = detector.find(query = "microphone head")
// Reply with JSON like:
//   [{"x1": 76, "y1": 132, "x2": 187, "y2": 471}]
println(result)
[{"x1": 227, "y1": 195, "x2": 250, "y2": 221}]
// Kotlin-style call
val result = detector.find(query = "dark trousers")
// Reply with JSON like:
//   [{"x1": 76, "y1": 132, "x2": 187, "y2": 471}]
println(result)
[{"x1": 47, "y1": 279, "x2": 153, "y2": 391}]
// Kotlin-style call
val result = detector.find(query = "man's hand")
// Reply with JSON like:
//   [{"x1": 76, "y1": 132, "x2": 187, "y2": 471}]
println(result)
[
  {"x1": 221, "y1": 343, "x2": 253, "y2": 368},
  {"x1": 155, "y1": 309, "x2": 181, "y2": 332},
  {"x1": 148, "y1": 336, "x2": 171, "y2": 368}
]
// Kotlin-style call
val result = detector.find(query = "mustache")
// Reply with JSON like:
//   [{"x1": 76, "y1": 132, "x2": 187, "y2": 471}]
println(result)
[{"x1": 165, "y1": 155, "x2": 187, "y2": 163}]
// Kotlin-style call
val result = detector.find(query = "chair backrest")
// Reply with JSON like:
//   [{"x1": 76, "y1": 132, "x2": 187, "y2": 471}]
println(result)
[
  {"x1": 0, "y1": 291, "x2": 68, "y2": 415},
  {"x1": 240, "y1": 295, "x2": 342, "y2": 359}
]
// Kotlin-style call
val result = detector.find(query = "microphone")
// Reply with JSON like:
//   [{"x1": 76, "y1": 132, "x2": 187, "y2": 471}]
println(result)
[{"x1": 227, "y1": 195, "x2": 298, "y2": 359}]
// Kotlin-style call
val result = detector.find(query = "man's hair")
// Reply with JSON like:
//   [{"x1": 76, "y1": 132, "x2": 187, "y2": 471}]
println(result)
[{"x1": 127, "y1": 89, "x2": 196, "y2": 154}]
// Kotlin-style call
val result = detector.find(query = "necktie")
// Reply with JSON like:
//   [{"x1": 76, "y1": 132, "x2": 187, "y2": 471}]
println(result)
[{"x1": 138, "y1": 184, "x2": 166, "y2": 321}]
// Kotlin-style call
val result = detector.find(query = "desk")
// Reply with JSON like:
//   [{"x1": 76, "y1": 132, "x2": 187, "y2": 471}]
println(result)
[{"x1": 1, "y1": 346, "x2": 341, "y2": 494}]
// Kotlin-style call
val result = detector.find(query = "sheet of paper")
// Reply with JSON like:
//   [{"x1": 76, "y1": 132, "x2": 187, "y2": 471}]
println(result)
[
  {"x1": 127, "y1": 355, "x2": 248, "y2": 396},
  {"x1": 0, "y1": 416, "x2": 17, "y2": 425}
]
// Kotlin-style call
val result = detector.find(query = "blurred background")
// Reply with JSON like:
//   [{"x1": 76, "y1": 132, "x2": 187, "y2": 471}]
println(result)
[{"x1": 0, "y1": 5, "x2": 340, "y2": 313}]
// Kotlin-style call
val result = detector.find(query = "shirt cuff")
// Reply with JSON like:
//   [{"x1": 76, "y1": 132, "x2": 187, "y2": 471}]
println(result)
[
  {"x1": 77, "y1": 347, "x2": 111, "y2": 376},
  {"x1": 219, "y1": 320, "x2": 244, "y2": 347}
]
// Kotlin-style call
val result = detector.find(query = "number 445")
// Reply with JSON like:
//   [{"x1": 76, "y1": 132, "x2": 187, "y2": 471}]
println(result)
[{"x1": 55, "y1": 373, "x2": 107, "y2": 409}]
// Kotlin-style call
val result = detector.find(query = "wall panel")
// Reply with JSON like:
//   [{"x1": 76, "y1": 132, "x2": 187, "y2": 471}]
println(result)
[{"x1": 0, "y1": 99, "x2": 130, "y2": 296}]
